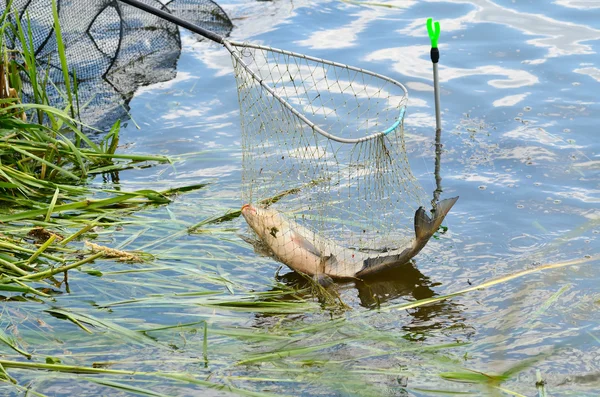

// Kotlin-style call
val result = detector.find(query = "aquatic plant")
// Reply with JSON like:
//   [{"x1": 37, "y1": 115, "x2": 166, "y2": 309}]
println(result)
[{"x1": 0, "y1": 2, "x2": 186, "y2": 292}]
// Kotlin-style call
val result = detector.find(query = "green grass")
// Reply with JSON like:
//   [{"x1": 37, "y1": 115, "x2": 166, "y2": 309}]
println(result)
[
  {"x1": 0, "y1": 4, "x2": 190, "y2": 292},
  {"x1": 1, "y1": 194, "x2": 596, "y2": 396}
]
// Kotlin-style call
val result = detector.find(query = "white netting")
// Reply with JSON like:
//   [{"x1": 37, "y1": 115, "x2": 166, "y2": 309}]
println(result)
[{"x1": 233, "y1": 42, "x2": 430, "y2": 276}]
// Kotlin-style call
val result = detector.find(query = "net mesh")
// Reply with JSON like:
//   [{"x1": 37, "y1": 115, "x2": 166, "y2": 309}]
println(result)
[
  {"x1": 234, "y1": 43, "x2": 430, "y2": 276},
  {"x1": 4, "y1": 0, "x2": 232, "y2": 128}
]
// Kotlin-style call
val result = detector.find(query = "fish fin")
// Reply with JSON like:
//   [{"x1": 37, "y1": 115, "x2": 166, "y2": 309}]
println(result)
[
  {"x1": 415, "y1": 196, "x2": 459, "y2": 240},
  {"x1": 321, "y1": 255, "x2": 355, "y2": 278},
  {"x1": 360, "y1": 248, "x2": 411, "y2": 273},
  {"x1": 313, "y1": 273, "x2": 334, "y2": 287},
  {"x1": 320, "y1": 254, "x2": 338, "y2": 269},
  {"x1": 290, "y1": 229, "x2": 321, "y2": 257}
]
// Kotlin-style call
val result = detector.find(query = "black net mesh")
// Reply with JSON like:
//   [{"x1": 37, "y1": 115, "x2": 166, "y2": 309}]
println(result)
[{"x1": 3, "y1": 0, "x2": 232, "y2": 128}]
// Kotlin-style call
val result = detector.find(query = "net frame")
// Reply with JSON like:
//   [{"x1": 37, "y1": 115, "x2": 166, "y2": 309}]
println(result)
[{"x1": 224, "y1": 40, "x2": 409, "y2": 144}]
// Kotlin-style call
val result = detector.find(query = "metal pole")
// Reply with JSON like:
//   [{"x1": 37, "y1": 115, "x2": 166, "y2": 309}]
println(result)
[{"x1": 427, "y1": 18, "x2": 443, "y2": 211}]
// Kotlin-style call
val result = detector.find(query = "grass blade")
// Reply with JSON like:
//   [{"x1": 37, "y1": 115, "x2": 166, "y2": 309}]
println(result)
[
  {"x1": 44, "y1": 187, "x2": 60, "y2": 222},
  {"x1": 51, "y1": 0, "x2": 74, "y2": 117},
  {"x1": 382, "y1": 255, "x2": 598, "y2": 313},
  {"x1": 83, "y1": 378, "x2": 169, "y2": 397},
  {"x1": 0, "y1": 328, "x2": 31, "y2": 359}
]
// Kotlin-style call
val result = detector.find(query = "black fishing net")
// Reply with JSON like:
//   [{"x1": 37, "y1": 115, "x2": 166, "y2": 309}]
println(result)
[{"x1": 2, "y1": 0, "x2": 232, "y2": 128}]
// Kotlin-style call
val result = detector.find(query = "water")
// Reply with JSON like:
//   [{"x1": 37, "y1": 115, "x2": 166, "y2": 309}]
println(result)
[{"x1": 3, "y1": 0, "x2": 600, "y2": 395}]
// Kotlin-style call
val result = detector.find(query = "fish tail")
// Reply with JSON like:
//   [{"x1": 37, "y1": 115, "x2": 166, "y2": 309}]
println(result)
[
  {"x1": 415, "y1": 196, "x2": 459, "y2": 240},
  {"x1": 357, "y1": 196, "x2": 459, "y2": 278}
]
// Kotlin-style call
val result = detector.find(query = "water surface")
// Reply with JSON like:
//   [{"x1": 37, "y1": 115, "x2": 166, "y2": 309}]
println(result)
[{"x1": 4, "y1": 0, "x2": 600, "y2": 395}]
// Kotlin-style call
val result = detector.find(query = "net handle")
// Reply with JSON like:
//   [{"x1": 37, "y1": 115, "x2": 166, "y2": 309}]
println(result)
[
  {"x1": 118, "y1": 0, "x2": 225, "y2": 44},
  {"x1": 118, "y1": 0, "x2": 408, "y2": 144}
]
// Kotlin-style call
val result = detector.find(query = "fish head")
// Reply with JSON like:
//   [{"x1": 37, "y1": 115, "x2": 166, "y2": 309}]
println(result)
[{"x1": 241, "y1": 204, "x2": 287, "y2": 242}]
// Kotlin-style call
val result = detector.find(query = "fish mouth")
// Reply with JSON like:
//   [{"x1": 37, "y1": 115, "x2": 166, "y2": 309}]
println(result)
[{"x1": 241, "y1": 204, "x2": 255, "y2": 214}]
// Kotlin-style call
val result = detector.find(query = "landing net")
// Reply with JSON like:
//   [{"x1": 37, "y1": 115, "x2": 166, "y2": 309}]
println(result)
[{"x1": 235, "y1": 43, "x2": 429, "y2": 254}]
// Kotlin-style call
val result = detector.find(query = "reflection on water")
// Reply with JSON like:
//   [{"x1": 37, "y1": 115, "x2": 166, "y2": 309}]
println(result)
[
  {"x1": 399, "y1": 0, "x2": 600, "y2": 57},
  {"x1": 354, "y1": 264, "x2": 466, "y2": 336},
  {"x1": 269, "y1": 260, "x2": 466, "y2": 338},
  {"x1": 556, "y1": 0, "x2": 600, "y2": 9},
  {"x1": 575, "y1": 66, "x2": 600, "y2": 81},
  {"x1": 366, "y1": 45, "x2": 539, "y2": 88}
]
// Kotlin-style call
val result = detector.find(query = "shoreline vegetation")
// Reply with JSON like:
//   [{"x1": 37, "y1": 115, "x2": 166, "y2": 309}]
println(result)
[{"x1": 0, "y1": 2, "x2": 190, "y2": 293}]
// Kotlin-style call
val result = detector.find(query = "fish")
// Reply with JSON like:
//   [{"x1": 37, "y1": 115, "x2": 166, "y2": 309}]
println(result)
[{"x1": 241, "y1": 196, "x2": 458, "y2": 279}]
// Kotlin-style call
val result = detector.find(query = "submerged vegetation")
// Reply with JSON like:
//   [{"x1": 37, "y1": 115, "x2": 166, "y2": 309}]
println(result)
[{"x1": 0, "y1": 2, "x2": 597, "y2": 397}]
